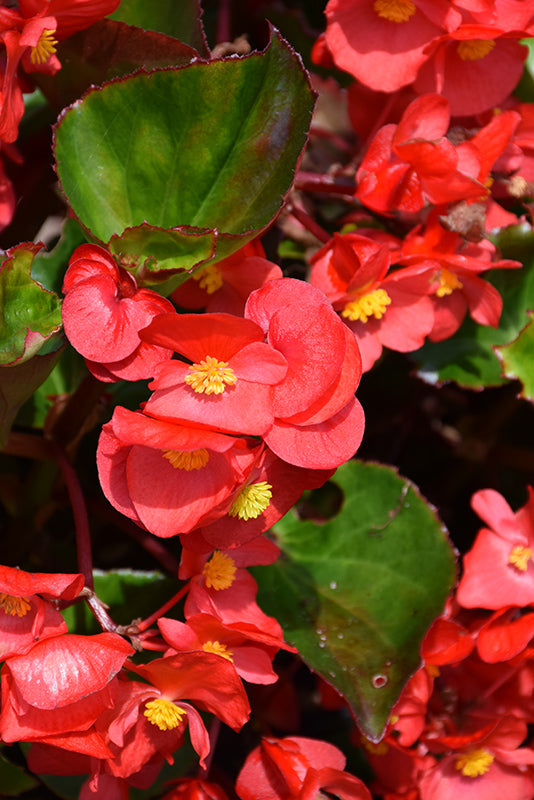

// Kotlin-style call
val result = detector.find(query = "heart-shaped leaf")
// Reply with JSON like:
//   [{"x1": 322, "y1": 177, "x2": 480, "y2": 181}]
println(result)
[
  {"x1": 54, "y1": 29, "x2": 314, "y2": 281},
  {"x1": 255, "y1": 460, "x2": 456, "y2": 741}
]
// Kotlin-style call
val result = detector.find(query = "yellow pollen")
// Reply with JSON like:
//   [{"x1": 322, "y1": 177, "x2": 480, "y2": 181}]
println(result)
[
  {"x1": 193, "y1": 264, "x2": 224, "y2": 294},
  {"x1": 363, "y1": 739, "x2": 389, "y2": 755},
  {"x1": 435, "y1": 268, "x2": 463, "y2": 298},
  {"x1": 457, "y1": 39, "x2": 495, "y2": 61},
  {"x1": 426, "y1": 664, "x2": 440, "y2": 678},
  {"x1": 185, "y1": 356, "x2": 237, "y2": 395},
  {"x1": 374, "y1": 0, "x2": 416, "y2": 22},
  {"x1": 342, "y1": 289, "x2": 391, "y2": 323},
  {"x1": 508, "y1": 545, "x2": 532, "y2": 572},
  {"x1": 455, "y1": 748, "x2": 494, "y2": 777},
  {"x1": 203, "y1": 640, "x2": 234, "y2": 662},
  {"x1": 144, "y1": 698, "x2": 186, "y2": 731},
  {"x1": 30, "y1": 29, "x2": 58, "y2": 65},
  {"x1": 162, "y1": 448, "x2": 209, "y2": 470},
  {"x1": 203, "y1": 551, "x2": 237, "y2": 591},
  {"x1": 228, "y1": 482, "x2": 273, "y2": 521},
  {"x1": 0, "y1": 593, "x2": 31, "y2": 617}
]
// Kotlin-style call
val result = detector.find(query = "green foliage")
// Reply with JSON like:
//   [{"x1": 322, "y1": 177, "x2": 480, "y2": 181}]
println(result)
[
  {"x1": 0, "y1": 751, "x2": 38, "y2": 796},
  {"x1": 61, "y1": 569, "x2": 178, "y2": 635},
  {"x1": 0, "y1": 244, "x2": 63, "y2": 366},
  {"x1": 54, "y1": 30, "x2": 315, "y2": 288},
  {"x1": 414, "y1": 243, "x2": 534, "y2": 388},
  {"x1": 255, "y1": 460, "x2": 456, "y2": 741},
  {"x1": 109, "y1": 0, "x2": 209, "y2": 57},
  {"x1": 496, "y1": 310, "x2": 534, "y2": 401}
]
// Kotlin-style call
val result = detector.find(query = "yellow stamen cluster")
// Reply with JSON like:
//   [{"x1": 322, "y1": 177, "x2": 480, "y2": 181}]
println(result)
[
  {"x1": 374, "y1": 0, "x2": 416, "y2": 22},
  {"x1": 455, "y1": 748, "x2": 494, "y2": 777},
  {"x1": 203, "y1": 640, "x2": 234, "y2": 661},
  {"x1": 30, "y1": 29, "x2": 58, "y2": 65},
  {"x1": 162, "y1": 448, "x2": 209, "y2": 470},
  {"x1": 0, "y1": 593, "x2": 31, "y2": 617},
  {"x1": 342, "y1": 289, "x2": 391, "y2": 323},
  {"x1": 144, "y1": 698, "x2": 186, "y2": 731},
  {"x1": 435, "y1": 267, "x2": 463, "y2": 298},
  {"x1": 185, "y1": 356, "x2": 237, "y2": 395},
  {"x1": 508, "y1": 545, "x2": 532, "y2": 572},
  {"x1": 457, "y1": 39, "x2": 495, "y2": 61},
  {"x1": 203, "y1": 551, "x2": 237, "y2": 590},
  {"x1": 229, "y1": 482, "x2": 273, "y2": 520},
  {"x1": 193, "y1": 264, "x2": 224, "y2": 294}
]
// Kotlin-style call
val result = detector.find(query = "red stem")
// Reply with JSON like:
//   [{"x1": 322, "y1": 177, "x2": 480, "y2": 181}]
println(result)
[
  {"x1": 287, "y1": 202, "x2": 332, "y2": 244},
  {"x1": 294, "y1": 171, "x2": 356, "y2": 196},
  {"x1": 310, "y1": 125, "x2": 353, "y2": 154},
  {"x1": 51, "y1": 441, "x2": 94, "y2": 591},
  {"x1": 136, "y1": 581, "x2": 191, "y2": 632},
  {"x1": 216, "y1": 0, "x2": 231, "y2": 43}
]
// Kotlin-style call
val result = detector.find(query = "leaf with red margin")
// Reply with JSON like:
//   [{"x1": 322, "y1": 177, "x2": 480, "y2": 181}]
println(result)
[
  {"x1": 254, "y1": 460, "x2": 456, "y2": 741},
  {"x1": 53, "y1": 29, "x2": 314, "y2": 285}
]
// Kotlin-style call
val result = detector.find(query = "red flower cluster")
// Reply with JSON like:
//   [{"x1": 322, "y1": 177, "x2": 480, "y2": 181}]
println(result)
[
  {"x1": 315, "y1": 0, "x2": 534, "y2": 115},
  {"x1": 360, "y1": 486, "x2": 534, "y2": 800},
  {"x1": 63, "y1": 246, "x2": 366, "y2": 544},
  {"x1": 0, "y1": 0, "x2": 120, "y2": 230}
]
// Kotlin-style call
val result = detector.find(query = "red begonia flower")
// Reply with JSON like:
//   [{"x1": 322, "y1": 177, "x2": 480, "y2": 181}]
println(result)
[
  {"x1": 323, "y1": 0, "x2": 460, "y2": 92},
  {"x1": 397, "y1": 212, "x2": 520, "y2": 340},
  {"x1": 476, "y1": 606, "x2": 534, "y2": 663},
  {"x1": 0, "y1": 150, "x2": 16, "y2": 230},
  {"x1": 387, "y1": 667, "x2": 434, "y2": 746},
  {"x1": 0, "y1": 632, "x2": 133, "y2": 748},
  {"x1": 414, "y1": 25, "x2": 529, "y2": 116},
  {"x1": 97, "y1": 406, "x2": 254, "y2": 538},
  {"x1": 158, "y1": 612, "x2": 283, "y2": 685},
  {"x1": 194, "y1": 445, "x2": 334, "y2": 549},
  {"x1": 1, "y1": 0, "x2": 119, "y2": 142},
  {"x1": 236, "y1": 736, "x2": 372, "y2": 800},
  {"x1": 62, "y1": 244, "x2": 174, "y2": 381},
  {"x1": 310, "y1": 232, "x2": 434, "y2": 371},
  {"x1": 159, "y1": 778, "x2": 230, "y2": 800},
  {"x1": 181, "y1": 545, "x2": 285, "y2": 639},
  {"x1": 126, "y1": 652, "x2": 251, "y2": 767},
  {"x1": 457, "y1": 488, "x2": 534, "y2": 610},
  {"x1": 419, "y1": 716, "x2": 534, "y2": 800},
  {"x1": 356, "y1": 94, "x2": 493, "y2": 214},
  {"x1": 140, "y1": 312, "x2": 288, "y2": 437},
  {"x1": 0, "y1": 564, "x2": 84, "y2": 660},
  {"x1": 244, "y1": 278, "x2": 365, "y2": 469},
  {"x1": 421, "y1": 616, "x2": 475, "y2": 666},
  {"x1": 172, "y1": 240, "x2": 282, "y2": 316}
]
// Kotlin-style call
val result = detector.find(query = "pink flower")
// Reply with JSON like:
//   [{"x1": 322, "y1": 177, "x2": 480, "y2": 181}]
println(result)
[
  {"x1": 310, "y1": 232, "x2": 434, "y2": 371},
  {"x1": 140, "y1": 311, "x2": 288, "y2": 437},
  {"x1": 457, "y1": 487, "x2": 534, "y2": 609},
  {"x1": 236, "y1": 736, "x2": 372, "y2": 800},
  {"x1": 62, "y1": 244, "x2": 175, "y2": 382},
  {"x1": 244, "y1": 278, "x2": 365, "y2": 469}
]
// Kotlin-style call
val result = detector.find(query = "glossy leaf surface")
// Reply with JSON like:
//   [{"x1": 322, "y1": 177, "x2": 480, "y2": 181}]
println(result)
[
  {"x1": 256, "y1": 460, "x2": 456, "y2": 741},
  {"x1": 54, "y1": 30, "x2": 314, "y2": 276}
]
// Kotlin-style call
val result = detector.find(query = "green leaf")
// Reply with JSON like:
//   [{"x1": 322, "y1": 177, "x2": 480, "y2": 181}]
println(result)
[
  {"x1": 256, "y1": 460, "x2": 455, "y2": 741},
  {"x1": 0, "y1": 243, "x2": 63, "y2": 366},
  {"x1": 54, "y1": 29, "x2": 314, "y2": 277},
  {"x1": 0, "y1": 347, "x2": 63, "y2": 448},
  {"x1": 30, "y1": 217, "x2": 87, "y2": 295},
  {"x1": 35, "y1": 19, "x2": 199, "y2": 113},
  {"x1": 0, "y1": 751, "x2": 37, "y2": 796},
  {"x1": 496, "y1": 310, "x2": 534, "y2": 401},
  {"x1": 61, "y1": 569, "x2": 178, "y2": 635},
  {"x1": 108, "y1": 224, "x2": 217, "y2": 286},
  {"x1": 413, "y1": 249, "x2": 534, "y2": 389},
  {"x1": 109, "y1": 0, "x2": 209, "y2": 58}
]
